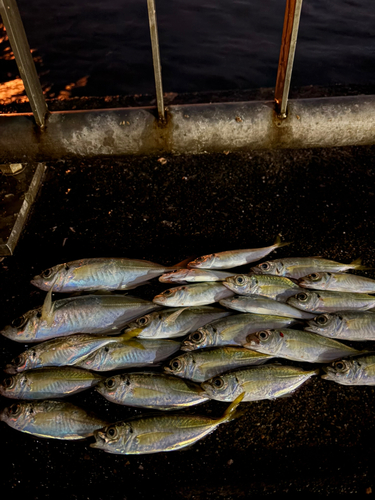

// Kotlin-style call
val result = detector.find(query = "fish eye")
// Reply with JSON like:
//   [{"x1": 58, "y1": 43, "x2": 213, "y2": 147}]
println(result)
[
  {"x1": 297, "y1": 292, "x2": 308, "y2": 302},
  {"x1": 36, "y1": 310, "x2": 42, "y2": 319},
  {"x1": 260, "y1": 262, "x2": 270, "y2": 271},
  {"x1": 107, "y1": 426, "x2": 118, "y2": 438},
  {"x1": 64, "y1": 264, "x2": 70, "y2": 271},
  {"x1": 195, "y1": 257, "x2": 205, "y2": 263},
  {"x1": 235, "y1": 276, "x2": 245, "y2": 286},
  {"x1": 11, "y1": 316, "x2": 27, "y2": 329},
  {"x1": 13, "y1": 355, "x2": 24, "y2": 367},
  {"x1": 170, "y1": 358, "x2": 182, "y2": 371},
  {"x1": 9, "y1": 404, "x2": 21, "y2": 416},
  {"x1": 213, "y1": 377, "x2": 224, "y2": 388},
  {"x1": 316, "y1": 315, "x2": 328, "y2": 325},
  {"x1": 334, "y1": 360, "x2": 349, "y2": 372},
  {"x1": 137, "y1": 316, "x2": 149, "y2": 326},
  {"x1": 191, "y1": 331, "x2": 202, "y2": 342},
  {"x1": 42, "y1": 268, "x2": 53, "y2": 278},
  {"x1": 163, "y1": 290, "x2": 173, "y2": 296},
  {"x1": 257, "y1": 330, "x2": 270, "y2": 341},
  {"x1": 309, "y1": 273, "x2": 320, "y2": 281},
  {"x1": 105, "y1": 378, "x2": 116, "y2": 389},
  {"x1": 3, "y1": 377, "x2": 15, "y2": 389}
]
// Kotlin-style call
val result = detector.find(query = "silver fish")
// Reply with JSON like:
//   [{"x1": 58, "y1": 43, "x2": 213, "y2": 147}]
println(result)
[
  {"x1": 0, "y1": 400, "x2": 109, "y2": 439},
  {"x1": 181, "y1": 313, "x2": 300, "y2": 351},
  {"x1": 251, "y1": 257, "x2": 365, "y2": 279},
  {"x1": 153, "y1": 283, "x2": 234, "y2": 307},
  {"x1": 187, "y1": 236, "x2": 290, "y2": 269},
  {"x1": 287, "y1": 290, "x2": 375, "y2": 314},
  {"x1": 4, "y1": 334, "x2": 120, "y2": 374},
  {"x1": 90, "y1": 393, "x2": 244, "y2": 454},
  {"x1": 31, "y1": 257, "x2": 190, "y2": 292},
  {"x1": 96, "y1": 372, "x2": 208, "y2": 409},
  {"x1": 0, "y1": 367, "x2": 104, "y2": 399},
  {"x1": 305, "y1": 311, "x2": 375, "y2": 340},
  {"x1": 244, "y1": 328, "x2": 365, "y2": 363},
  {"x1": 74, "y1": 338, "x2": 181, "y2": 371},
  {"x1": 220, "y1": 295, "x2": 315, "y2": 319},
  {"x1": 164, "y1": 347, "x2": 273, "y2": 383},
  {"x1": 159, "y1": 268, "x2": 236, "y2": 284},
  {"x1": 122, "y1": 306, "x2": 231, "y2": 339},
  {"x1": 1, "y1": 294, "x2": 160, "y2": 343},
  {"x1": 223, "y1": 274, "x2": 302, "y2": 302},
  {"x1": 201, "y1": 364, "x2": 318, "y2": 402},
  {"x1": 322, "y1": 355, "x2": 375, "y2": 385},
  {"x1": 298, "y1": 271, "x2": 375, "y2": 294}
]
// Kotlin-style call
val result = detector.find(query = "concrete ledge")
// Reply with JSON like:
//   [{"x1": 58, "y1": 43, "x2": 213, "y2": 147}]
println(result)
[{"x1": 1, "y1": 95, "x2": 375, "y2": 161}]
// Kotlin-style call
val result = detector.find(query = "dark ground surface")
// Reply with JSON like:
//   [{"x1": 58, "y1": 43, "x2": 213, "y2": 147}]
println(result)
[{"x1": 1, "y1": 145, "x2": 375, "y2": 498}]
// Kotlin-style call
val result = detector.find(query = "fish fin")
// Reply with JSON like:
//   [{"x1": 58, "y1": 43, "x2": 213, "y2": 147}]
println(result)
[
  {"x1": 165, "y1": 308, "x2": 188, "y2": 325},
  {"x1": 41, "y1": 276, "x2": 58, "y2": 327},
  {"x1": 122, "y1": 339, "x2": 146, "y2": 350},
  {"x1": 349, "y1": 257, "x2": 373, "y2": 271},
  {"x1": 274, "y1": 235, "x2": 292, "y2": 249},
  {"x1": 120, "y1": 328, "x2": 144, "y2": 340},
  {"x1": 125, "y1": 281, "x2": 151, "y2": 290},
  {"x1": 220, "y1": 392, "x2": 246, "y2": 423},
  {"x1": 169, "y1": 257, "x2": 195, "y2": 270}
]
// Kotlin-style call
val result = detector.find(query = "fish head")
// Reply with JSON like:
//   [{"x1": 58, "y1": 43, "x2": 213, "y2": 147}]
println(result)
[
  {"x1": 0, "y1": 374, "x2": 26, "y2": 398},
  {"x1": 305, "y1": 313, "x2": 339, "y2": 336},
  {"x1": 188, "y1": 254, "x2": 216, "y2": 269},
  {"x1": 181, "y1": 328, "x2": 210, "y2": 351},
  {"x1": 244, "y1": 329, "x2": 280, "y2": 354},
  {"x1": 201, "y1": 373, "x2": 238, "y2": 401},
  {"x1": 1, "y1": 308, "x2": 42, "y2": 343},
  {"x1": 298, "y1": 272, "x2": 329, "y2": 289},
  {"x1": 31, "y1": 263, "x2": 67, "y2": 291},
  {"x1": 4, "y1": 349, "x2": 38, "y2": 374},
  {"x1": 287, "y1": 291, "x2": 319, "y2": 312},
  {"x1": 223, "y1": 275, "x2": 253, "y2": 294},
  {"x1": 153, "y1": 287, "x2": 187, "y2": 307},
  {"x1": 122, "y1": 312, "x2": 160, "y2": 339},
  {"x1": 96, "y1": 374, "x2": 125, "y2": 398},
  {"x1": 321, "y1": 359, "x2": 358, "y2": 384},
  {"x1": 163, "y1": 354, "x2": 190, "y2": 378},
  {"x1": 0, "y1": 401, "x2": 33, "y2": 430},
  {"x1": 90, "y1": 422, "x2": 132, "y2": 454},
  {"x1": 251, "y1": 260, "x2": 283, "y2": 276}
]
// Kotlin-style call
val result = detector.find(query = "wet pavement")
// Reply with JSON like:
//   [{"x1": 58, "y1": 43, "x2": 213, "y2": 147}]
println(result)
[{"x1": 1, "y1": 146, "x2": 375, "y2": 497}]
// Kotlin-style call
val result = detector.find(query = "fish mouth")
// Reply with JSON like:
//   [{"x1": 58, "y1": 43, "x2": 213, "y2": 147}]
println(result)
[
  {"x1": 4, "y1": 364, "x2": 18, "y2": 375},
  {"x1": 320, "y1": 365, "x2": 336, "y2": 380},
  {"x1": 90, "y1": 429, "x2": 106, "y2": 448},
  {"x1": 243, "y1": 342, "x2": 256, "y2": 350},
  {"x1": 180, "y1": 342, "x2": 196, "y2": 352}
]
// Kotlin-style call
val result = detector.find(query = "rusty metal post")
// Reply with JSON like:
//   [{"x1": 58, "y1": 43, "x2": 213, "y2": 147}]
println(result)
[
  {"x1": 147, "y1": 0, "x2": 165, "y2": 121},
  {"x1": 0, "y1": 0, "x2": 48, "y2": 127},
  {"x1": 274, "y1": 0, "x2": 303, "y2": 118}
]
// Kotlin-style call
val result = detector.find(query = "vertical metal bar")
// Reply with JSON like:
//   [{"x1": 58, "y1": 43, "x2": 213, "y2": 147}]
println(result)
[
  {"x1": 274, "y1": 0, "x2": 303, "y2": 118},
  {"x1": 0, "y1": 0, "x2": 48, "y2": 127},
  {"x1": 147, "y1": 0, "x2": 165, "y2": 121}
]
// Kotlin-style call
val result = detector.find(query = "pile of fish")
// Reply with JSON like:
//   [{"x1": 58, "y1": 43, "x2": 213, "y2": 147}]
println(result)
[{"x1": 1, "y1": 236, "x2": 375, "y2": 455}]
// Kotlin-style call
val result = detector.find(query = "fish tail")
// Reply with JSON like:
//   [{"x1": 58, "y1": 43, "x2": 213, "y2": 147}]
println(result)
[
  {"x1": 349, "y1": 257, "x2": 373, "y2": 271},
  {"x1": 274, "y1": 234, "x2": 292, "y2": 249},
  {"x1": 220, "y1": 392, "x2": 246, "y2": 424},
  {"x1": 169, "y1": 257, "x2": 195, "y2": 270}
]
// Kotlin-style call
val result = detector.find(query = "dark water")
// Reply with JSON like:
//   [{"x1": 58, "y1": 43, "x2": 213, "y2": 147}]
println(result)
[{"x1": 1, "y1": 0, "x2": 375, "y2": 101}]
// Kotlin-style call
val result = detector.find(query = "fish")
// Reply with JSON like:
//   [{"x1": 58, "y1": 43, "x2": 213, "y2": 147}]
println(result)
[
  {"x1": 305, "y1": 311, "x2": 375, "y2": 340},
  {"x1": 187, "y1": 236, "x2": 290, "y2": 269},
  {"x1": 159, "y1": 269, "x2": 236, "y2": 284},
  {"x1": 164, "y1": 347, "x2": 273, "y2": 383},
  {"x1": 0, "y1": 400, "x2": 109, "y2": 439},
  {"x1": 31, "y1": 257, "x2": 190, "y2": 292},
  {"x1": 4, "y1": 334, "x2": 120, "y2": 374},
  {"x1": 153, "y1": 283, "x2": 234, "y2": 307},
  {"x1": 180, "y1": 313, "x2": 300, "y2": 351},
  {"x1": 223, "y1": 274, "x2": 302, "y2": 302},
  {"x1": 219, "y1": 295, "x2": 315, "y2": 319},
  {"x1": 287, "y1": 290, "x2": 375, "y2": 314},
  {"x1": 201, "y1": 364, "x2": 318, "y2": 402},
  {"x1": 122, "y1": 306, "x2": 231, "y2": 339},
  {"x1": 0, "y1": 367, "x2": 104, "y2": 399},
  {"x1": 322, "y1": 355, "x2": 375, "y2": 385},
  {"x1": 90, "y1": 392, "x2": 245, "y2": 454},
  {"x1": 298, "y1": 271, "x2": 375, "y2": 294},
  {"x1": 244, "y1": 328, "x2": 365, "y2": 363},
  {"x1": 74, "y1": 338, "x2": 181, "y2": 371},
  {"x1": 1, "y1": 294, "x2": 161, "y2": 343},
  {"x1": 251, "y1": 257, "x2": 366, "y2": 279},
  {"x1": 96, "y1": 372, "x2": 209, "y2": 409}
]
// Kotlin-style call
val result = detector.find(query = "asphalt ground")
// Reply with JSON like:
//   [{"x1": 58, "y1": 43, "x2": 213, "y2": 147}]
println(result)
[{"x1": 1, "y1": 146, "x2": 375, "y2": 498}]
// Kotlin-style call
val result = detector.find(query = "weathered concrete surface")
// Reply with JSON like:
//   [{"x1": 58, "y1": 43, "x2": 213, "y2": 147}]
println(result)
[
  {"x1": 1, "y1": 95, "x2": 375, "y2": 161},
  {"x1": 0, "y1": 147, "x2": 375, "y2": 498}
]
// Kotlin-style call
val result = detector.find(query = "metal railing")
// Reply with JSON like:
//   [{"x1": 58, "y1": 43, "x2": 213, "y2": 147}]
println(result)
[{"x1": 0, "y1": 0, "x2": 303, "y2": 127}]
